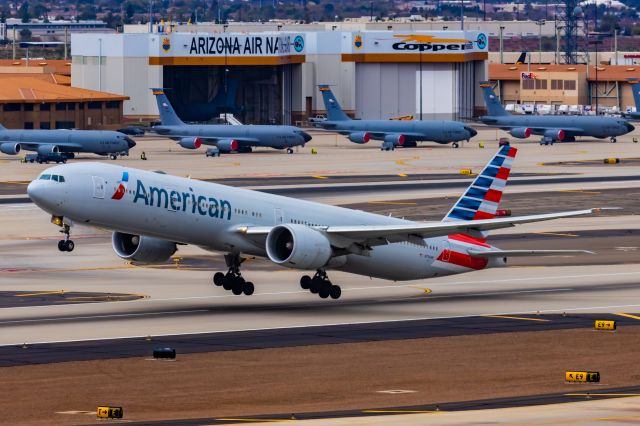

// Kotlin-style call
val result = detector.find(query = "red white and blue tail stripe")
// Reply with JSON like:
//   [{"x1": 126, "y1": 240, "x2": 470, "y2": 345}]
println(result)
[{"x1": 444, "y1": 145, "x2": 517, "y2": 222}]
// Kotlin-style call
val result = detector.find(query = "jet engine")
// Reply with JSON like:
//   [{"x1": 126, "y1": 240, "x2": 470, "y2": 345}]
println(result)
[
  {"x1": 383, "y1": 134, "x2": 406, "y2": 146},
  {"x1": 347, "y1": 132, "x2": 371, "y2": 144},
  {"x1": 178, "y1": 137, "x2": 202, "y2": 149},
  {"x1": 543, "y1": 129, "x2": 565, "y2": 141},
  {"x1": 112, "y1": 232, "x2": 177, "y2": 263},
  {"x1": 0, "y1": 142, "x2": 21, "y2": 155},
  {"x1": 509, "y1": 127, "x2": 532, "y2": 139},
  {"x1": 217, "y1": 139, "x2": 239, "y2": 152},
  {"x1": 37, "y1": 144, "x2": 59, "y2": 155},
  {"x1": 266, "y1": 224, "x2": 333, "y2": 270}
]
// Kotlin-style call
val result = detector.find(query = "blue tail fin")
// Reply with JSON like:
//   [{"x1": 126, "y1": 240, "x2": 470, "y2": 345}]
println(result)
[
  {"x1": 443, "y1": 144, "x2": 518, "y2": 223},
  {"x1": 630, "y1": 79, "x2": 640, "y2": 111},
  {"x1": 318, "y1": 85, "x2": 350, "y2": 121},
  {"x1": 151, "y1": 88, "x2": 185, "y2": 126},
  {"x1": 479, "y1": 81, "x2": 509, "y2": 117}
]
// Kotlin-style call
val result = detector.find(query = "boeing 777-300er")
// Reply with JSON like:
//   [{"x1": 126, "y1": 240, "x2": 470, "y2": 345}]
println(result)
[
  {"x1": 28, "y1": 145, "x2": 598, "y2": 300},
  {"x1": 0, "y1": 124, "x2": 136, "y2": 161},
  {"x1": 149, "y1": 89, "x2": 312, "y2": 155},
  {"x1": 623, "y1": 79, "x2": 640, "y2": 120},
  {"x1": 478, "y1": 81, "x2": 635, "y2": 145},
  {"x1": 312, "y1": 85, "x2": 477, "y2": 150}
]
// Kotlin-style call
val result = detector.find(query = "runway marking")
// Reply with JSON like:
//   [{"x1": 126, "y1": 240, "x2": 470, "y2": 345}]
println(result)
[
  {"x1": 0, "y1": 180, "x2": 29, "y2": 185},
  {"x1": 397, "y1": 173, "x2": 408, "y2": 177},
  {"x1": 16, "y1": 290, "x2": 64, "y2": 297},
  {"x1": 484, "y1": 314, "x2": 550, "y2": 322},
  {"x1": 215, "y1": 418, "x2": 294, "y2": 422},
  {"x1": 614, "y1": 313, "x2": 640, "y2": 321},
  {"x1": 534, "y1": 232, "x2": 579, "y2": 237},
  {"x1": 395, "y1": 156, "x2": 420, "y2": 166},
  {"x1": 565, "y1": 393, "x2": 640, "y2": 397},
  {"x1": 558, "y1": 189, "x2": 601, "y2": 195},
  {"x1": 311, "y1": 175, "x2": 328, "y2": 179},
  {"x1": 363, "y1": 409, "x2": 441, "y2": 414},
  {"x1": 367, "y1": 201, "x2": 417, "y2": 205}
]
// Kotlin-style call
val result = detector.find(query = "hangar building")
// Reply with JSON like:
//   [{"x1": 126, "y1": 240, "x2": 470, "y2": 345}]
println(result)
[{"x1": 71, "y1": 29, "x2": 488, "y2": 125}]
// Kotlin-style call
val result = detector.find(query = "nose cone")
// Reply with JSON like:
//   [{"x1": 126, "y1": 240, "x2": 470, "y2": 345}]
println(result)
[
  {"x1": 466, "y1": 126, "x2": 478, "y2": 138},
  {"x1": 27, "y1": 180, "x2": 47, "y2": 207},
  {"x1": 126, "y1": 137, "x2": 137, "y2": 148},
  {"x1": 624, "y1": 122, "x2": 635, "y2": 133},
  {"x1": 301, "y1": 131, "x2": 312, "y2": 143}
]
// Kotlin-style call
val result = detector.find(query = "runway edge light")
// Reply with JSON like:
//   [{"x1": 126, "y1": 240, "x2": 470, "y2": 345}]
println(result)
[
  {"x1": 594, "y1": 320, "x2": 616, "y2": 331},
  {"x1": 565, "y1": 371, "x2": 600, "y2": 383}
]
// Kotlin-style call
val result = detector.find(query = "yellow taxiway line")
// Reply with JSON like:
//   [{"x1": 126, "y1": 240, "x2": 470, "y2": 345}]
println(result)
[
  {"x1": 311, "y1": 175, "x2": 328, "y2": 179},
  {"x1": 16, "y1": 290, "x2": 65, "y2": 297},
  {"x1": 362, "y1": 409, "x2": 443, "y2": 414},
  {"x1": 215, "y1": 418, "x2": 294, "y2": 423},
  {"x1": 484, "y1": 315, "x2": 551, "y2": 322},
  {"x1": 534, "y1": 232, "x2": 579, "y2": 237},
  {"x1": 614, "y1": 313, "x2": 640, "y2": 321}
]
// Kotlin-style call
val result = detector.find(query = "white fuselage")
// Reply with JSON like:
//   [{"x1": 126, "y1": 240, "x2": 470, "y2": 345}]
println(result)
[{"x1": 28, "y1": 163, "x2": 502, "y2": 281}]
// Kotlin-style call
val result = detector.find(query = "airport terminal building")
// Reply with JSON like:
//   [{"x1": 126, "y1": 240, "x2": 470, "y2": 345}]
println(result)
[{"x1": 70, "y1": 29, "x2": 488, "y2": 125}]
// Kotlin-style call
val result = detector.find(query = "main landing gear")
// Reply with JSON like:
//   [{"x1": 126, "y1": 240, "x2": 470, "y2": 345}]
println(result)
[
  {"x1": 610, "y1": 137, "x2": 617, "y2": 143},
  {"x1": 452, "y1": 142, "x2": 460, "y2": 148},
  {"x1": 300, "y1": 270, "x2": 342, "y2": 299},
  {"x1": 57, "y1": 223, "x2": 74, "y2": 252},
  {"x1": 213, "y1": 254, "x2": 254, "y2": 296},
  {"x1": 286, "y1": 148, "x2": 294, "y2": 154}
]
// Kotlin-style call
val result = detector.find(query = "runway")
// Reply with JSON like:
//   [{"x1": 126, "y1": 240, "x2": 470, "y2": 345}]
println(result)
[{"x1": 1, "y1": 313, "x2": 638, "y2": 366}]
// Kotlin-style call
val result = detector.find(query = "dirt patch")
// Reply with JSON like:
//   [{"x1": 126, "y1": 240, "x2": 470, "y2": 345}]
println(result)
[{"x1": 4, "y1": 327, "x2": 640, "y2": 425}]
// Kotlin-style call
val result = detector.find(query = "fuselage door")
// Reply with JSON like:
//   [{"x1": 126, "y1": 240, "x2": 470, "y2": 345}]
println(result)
[
  {"x1": 274, "y1": 208, "x2": 284, "y2": 224},
  {"x1": 92, "y1": 175, "x2": 106, "y2": 199},
  {"x1": 441, "y1": 239, "x2": 451, "y2": 262}
]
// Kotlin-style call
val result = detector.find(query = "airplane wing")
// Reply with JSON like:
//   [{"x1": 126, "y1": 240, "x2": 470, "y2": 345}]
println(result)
[
  {"x1": 467, "y1": 249, "x2": 594, "y2": 257},
  {"x1": 237, "y1": 208, "x2": 602, "y2": 249},
  {"x1": 20, "y1": 142, "x2": 84, "y2": 152},
  {"x1": 166, "y1": 135, "x2": 261, "y2": 145}
]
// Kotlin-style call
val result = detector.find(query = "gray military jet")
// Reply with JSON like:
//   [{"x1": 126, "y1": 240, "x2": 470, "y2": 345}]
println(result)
[
  {"x1": 478, "y1": 81, "x2": 634, "y2": 145},
  {"x1": 0, "y1": 124, "x2": 136, "y2": 161},
  {"x1": 312, "y1": 85, "x2": 477, "y2": 150},
  {"x1": 149, "y1": 89, "x2": 311, "y2": 155}
]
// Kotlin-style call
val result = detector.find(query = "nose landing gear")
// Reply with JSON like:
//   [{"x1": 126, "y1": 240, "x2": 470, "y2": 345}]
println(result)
[
  {"x1": 55, "y1": 221, "x2": 74, "y2": 252},
  {"x1": 300, "y1": 270, "x2": 341, "y2": 299},
  {"x1": 213, "y1": 253, "x2": 254, "y2": 296}
]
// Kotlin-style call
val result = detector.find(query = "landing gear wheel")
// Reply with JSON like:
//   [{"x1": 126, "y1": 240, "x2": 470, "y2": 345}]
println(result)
[
  {"x1": 287, "y1": 148, "x2": 294, "y2": 154},
  {"x1": 65, "y1": 240, "x2": 75, "y2": 252},
  {"x1": 610, "y1": 137, "x2": 617, "y2": 143},
  {"x1": 329, "y1": 285, "x2": 342, "y2": 300},
  {"x1": 452, "y1": 142, "x2": 459, "y2": 148},
  {"x1": 318, "y1": 284, "x2": 330, "y2": 299},
  {"x1": 309, "y1": 277, "x2": 322, "y2": 294},
  {"x1": 243, "y1": 282, "x2": 255, "y2": 296},
  {"x1": 57, "y1": 240, "x2": 66, "y2": 252},
  {"x1": 110, "y1": 154, "x2": 117, "y2": 160},
  {"x1": 300, "y1": 275, "x2": 312, "y2": 289},
  {"x1": 213, "y1": 272, "x2": 225, "y2": 286},
  {"x1": 222, "y1": 272, "x2": 234, "y2": 290}
]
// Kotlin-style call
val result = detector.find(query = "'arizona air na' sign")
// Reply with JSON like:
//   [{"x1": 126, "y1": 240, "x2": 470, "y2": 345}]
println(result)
[{"x1": 187, "y1": 34, "x2": 302, "y2": 56}]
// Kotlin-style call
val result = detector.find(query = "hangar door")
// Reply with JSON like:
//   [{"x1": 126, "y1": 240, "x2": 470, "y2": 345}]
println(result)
[{"x1": 356, "y1": 62, "x2": 476, "y2": 121}]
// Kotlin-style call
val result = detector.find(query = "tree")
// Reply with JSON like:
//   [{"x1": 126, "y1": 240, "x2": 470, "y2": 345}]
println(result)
[
  {"x1": 20, "y1": 28, "x2": 32, "y2": 41},
  {"x1": 20, "y1": 2, "x2": 31, "y2": 23}
]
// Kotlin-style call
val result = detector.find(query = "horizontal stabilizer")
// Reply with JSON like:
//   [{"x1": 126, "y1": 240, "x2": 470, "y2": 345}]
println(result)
[{"x1": 467, "y1": 249, "x2": 594, "y2": 258}]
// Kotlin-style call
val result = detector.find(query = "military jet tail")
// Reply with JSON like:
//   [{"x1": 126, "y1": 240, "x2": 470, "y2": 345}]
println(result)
[
  {"x1": 151, "y1": 88, "x2": 186, "y2": 126},
  {"x1": 318, "y1": 85, "x2": 351, "y2": 121},
  {"x1": 479, "y1": 82, "x2": 510, "y2": 117}
]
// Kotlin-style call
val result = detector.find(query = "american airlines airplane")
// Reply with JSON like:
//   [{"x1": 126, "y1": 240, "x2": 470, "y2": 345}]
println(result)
[{"x1": 28, "y1": 146, "x2": 596, "y2": 300}]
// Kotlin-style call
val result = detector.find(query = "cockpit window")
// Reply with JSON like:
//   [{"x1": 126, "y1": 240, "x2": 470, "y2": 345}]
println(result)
[{"x1": 39, "y1": 174, "x2": 65, "y2": 182}]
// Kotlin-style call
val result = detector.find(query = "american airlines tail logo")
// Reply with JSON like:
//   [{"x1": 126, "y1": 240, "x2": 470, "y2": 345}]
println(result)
[{"x1": 111, "y1": 171, "x2": 129, "y2": 200}]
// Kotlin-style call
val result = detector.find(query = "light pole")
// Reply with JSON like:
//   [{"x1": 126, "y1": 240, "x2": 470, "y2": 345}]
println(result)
[
  {"x1": 499, "y1": 26, "x2": 505, "y2": 64},
  {"x1": 460, "y1": 0, "x2": 464, "y2": 30},
  {"x1": 536, "y1": 20, "x2": 545, "y2": 64},
  {"x1": 419, "y1": 48, "x2": 423, "y2": 121},
  {"x1": 555, "y1": 24, "x2": 562, "y2": 64}
]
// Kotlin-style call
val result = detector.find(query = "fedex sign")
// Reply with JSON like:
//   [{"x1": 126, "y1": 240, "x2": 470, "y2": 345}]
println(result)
[{"x1": 521, "y1": 72, "x2": 536, "y2": 80}]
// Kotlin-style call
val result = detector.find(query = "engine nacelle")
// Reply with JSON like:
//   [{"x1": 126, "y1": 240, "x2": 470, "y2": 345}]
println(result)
[
  {"x1": 383, "y1": 134, "x2": 406, "y2": 146},
  {"x1": 217, "y1": 139, "x2": 239, "y2": 152},
  {"x1": 509, "y1": 127, "x2": 532, "y2": 139},
  {"x1": 544, "y1": 129, "x2": 565, "y2": 141},
  {"x1": 0, "y1": 142, "x2": 21, "y2": 155},
  {"x1": 37, "y1": 144, "x2": 59, "y2": 155},
  {"x1": 347, "y1": 132, "x2": 371, "y2": 144},
  {"x1": 178, "y1": 137, "x2": 202, "y2": 149},
  {"x1": 266, "y1": 224, "x2": 333, "y2": 270},
  {"x1": 112, "y1": 232, "x2": 177, "y2": 263}
]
